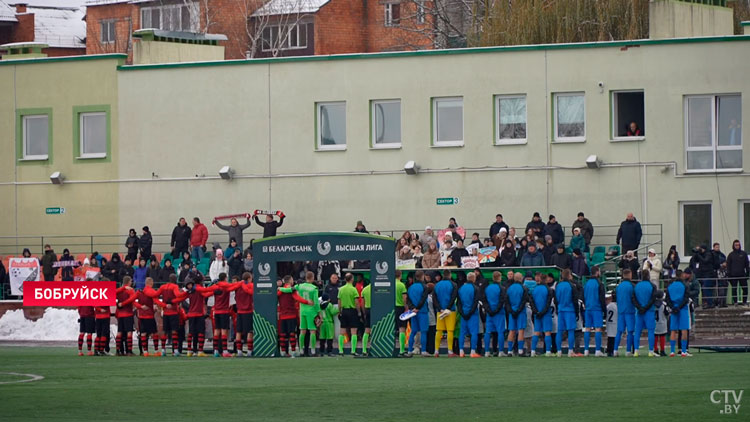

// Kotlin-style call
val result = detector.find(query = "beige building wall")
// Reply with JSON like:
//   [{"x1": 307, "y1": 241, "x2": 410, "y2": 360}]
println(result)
[
  {"x1": 649, "y1": 0, "x2": 734, "y2": 40},
  {"x1": 132, "y1": 40, "x2": 226, "y2": 65}
]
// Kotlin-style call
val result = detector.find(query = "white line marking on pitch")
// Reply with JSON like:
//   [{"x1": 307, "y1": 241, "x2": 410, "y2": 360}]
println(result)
[{"x1": 0, "y1": 372, "x2": 44, "y2": 384}]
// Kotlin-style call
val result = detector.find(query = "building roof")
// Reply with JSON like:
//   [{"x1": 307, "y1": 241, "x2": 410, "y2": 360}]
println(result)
[
  {"x1": 0, "y1": 0, "x2": 18, "y2": 22},
  {"x1": 27, "y1": 5, "x2": 86, "y2": 48},
  {"x1": 7, "y1": 0, "x2": 84, "y2": 10},
  {"x1": 252, "y1": 0, "x2": 330, "y2": 17}
]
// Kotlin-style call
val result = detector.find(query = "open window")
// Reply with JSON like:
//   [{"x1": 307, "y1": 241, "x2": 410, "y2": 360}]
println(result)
[{"x1": 612, "y1": 90, "x2": 645, "y2": 140}]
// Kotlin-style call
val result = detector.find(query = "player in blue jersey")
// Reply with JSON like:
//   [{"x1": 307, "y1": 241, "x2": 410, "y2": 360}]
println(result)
[
  {"x1": 554, "y1": 269, "x2": 578, "y2": 357},
  {"x1": 505, "y1": 272, "x2": 528, "y2": 356},
  {"x1": 613, "y1": 269, "x2": 637, "y2": 357},
  {"x1": 633, "y1": 269, "x2": 658, "y2": 357},
  {"x1": 433, "y1": 272, "x2": 458, "y2": 357},
  {"x1": 530, "y1": 271, "x2": 553, "y2": 356},
  {"x1": 583, "y1": 266, "x2": 606, "y2": 357},
  {"x1": 406, "y1": 270, "x2": 430, "y2": 357},
  {"x1": 483, "y1": 271, "x2": 507, "y2": 357},
  {"x1": 457, "y1": 272, "x2": 481, "y2": 358},
  {"x1": 666, "y1": 275, "x2": 691, "y2": 357}
]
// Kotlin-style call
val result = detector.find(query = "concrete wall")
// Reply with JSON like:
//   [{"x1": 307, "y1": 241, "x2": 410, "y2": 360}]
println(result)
[
  {"x1": 132, "y1": 40, "x2": 225, "y2": 64},
  {"x1": 650, "y1": 0, "x2": 734, "y2": 39}
]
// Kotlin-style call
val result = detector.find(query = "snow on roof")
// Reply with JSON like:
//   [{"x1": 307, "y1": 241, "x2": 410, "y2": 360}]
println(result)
[
  {"x1": 0, "y1": 1, "x2": 18, "y2": 22},
  {"x1": 28, "y1": 5, "x2": 85, "y2": 48},
  {"x1": 252, "y1": 0, "x2": 329, "y2": 17},
  {"x1": 84, "y1": 0, "x2": 128, "y2": 6},
  {"x1": 7, "y1": 0, "x2": 86, "y2": 10}
]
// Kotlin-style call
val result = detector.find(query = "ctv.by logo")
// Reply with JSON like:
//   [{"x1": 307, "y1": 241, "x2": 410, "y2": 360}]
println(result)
[{"x1": 711, "y1": 390, "x2": 743, "y2": 415}]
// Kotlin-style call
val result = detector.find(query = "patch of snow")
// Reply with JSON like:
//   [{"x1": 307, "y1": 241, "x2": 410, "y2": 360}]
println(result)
[
  {"x1": 7, "y1": 0, "x2": 86, "y2": 10},
  {"x1": 252, "y1": 0, "x2": 329, "y2": 17},
  {"x1": 0, "y1": 308, "x2": 114, "y2": 341},
  {"x1": 0, "y1": 1, "x2": 18, "y2": 22},
  {"x1": 28, "y1": 5, "x2": 86, "y2": 48}
]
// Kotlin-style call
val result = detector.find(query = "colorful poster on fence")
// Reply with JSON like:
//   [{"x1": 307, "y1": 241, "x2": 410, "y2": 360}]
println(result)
[
  {"x1": 396, "y1": 259, "x2": 416, "y2": 270},
  {"x1": 461, "y1": 256, "x2": 479, "y2": 268},
  {"x1": 73, "y1": 265, "x2": 101, "y2": 281},
  {"x1": 8, "y1": 257, "x2": 41, "y2": 296},
  {"x1": 478, "y1": 247, "x2": 498, "y2": 264}
]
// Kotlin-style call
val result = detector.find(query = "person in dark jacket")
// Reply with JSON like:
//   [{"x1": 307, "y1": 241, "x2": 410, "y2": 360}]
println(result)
[
  {"x1": 170, "y1": 218, "x2": 192, "y2": 258},
  {"x1": 571, "y1": 249, "x2": 589, "y2": 277},
  {"x1": 543, "y1": 215, "x2": 564, "y2": 246},
  {"x1": 354, "y1": 220, "x2": 368, "y2": 233},
  {"x1": 146, "y1": 256, "x2": 161, "y2": 283},
  {"x1": 549, "y1": 244, "x2": 572, "y2": 270},
  {"x1": 498, "y1": 240, "x2": 516, "y2": 267},
  {"x1": 489, "y1": 214, "x2": 509, "y2": 239},
  {"x1": 663, "y1": 245, "x2": 680, "y2": 279},
  {"x1": 520, "y1": 243, "x2": 545, "y2": 267},
  {"x1": 525, "y1": 212, "x2": 545, "y2": 238},
  {"x1": 448, "y1": 239, "x2": 470, "y2": 267},
  {"x1": 120, "y1": 257, "x2": 135, "y2": 284},
  {"x1": 40, "y1": 244, "x2": 57, "y2": 281},
  {"x1": 541, "y1": 236, "x2": 555, "y2": 265},
  {"x1": 103, "y1": 253, "x2": 123, "y2": 282},
  {"x1": 227, "y1": 249, "x2": 244, "y2": 280},
  {"x1": 616, "y1": 213, "x2": 642, "y2": 257},
  {"x1": 711, "y1": 243, "x2": 726, "y2": 271},
  {"x1": 726, "y1": 240, "x2": 749, "y2": 305},
  {"x1": 255, "y1": 211, "x2": 286, "y2": 238},
  {"x1": 214, "y1": 215, "x2": 252, "y2": 251},
  {"x1": 571, "y1": 212, "x2": 594, "y2": 247},
  {"x1": 59, "y1": 248, "x2": 77, "y2": 281},
  {"x1": 158, "y1": 258, "x2": 175, "y2": 284},
  {"x1": 125, "y1": 229, "x2": 139, "y2": 263},
  {"x1": 139, "y1": 226, "x2": 152, "y2": 261},
  {"x1": 690, "y1": 244, "x2": 715, "y2": 308},
  {"x1": 22, "y1": 248, "x2": 32, "y2": 258},
  {"x1": 619, "y1": 250, "x2": 640, "y2": 277}
]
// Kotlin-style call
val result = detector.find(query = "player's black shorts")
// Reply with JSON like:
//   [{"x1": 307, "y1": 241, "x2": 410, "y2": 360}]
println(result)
[
  {"x1": 117, "y1": 316, "x2": 134, "y2": 332},
  {"x1": 95, "y1": 318, "x2": 110, "y2": 337},
  {"x1": 395, "y1": 306, "x2": 407, "y2": 329},
  {"x1": 364, "y1": 309, "x2": 371, "y2": 328},
  {"x1": 238, "y1": 313, "x2": 254, "y2": 334},
  {"x1": 163, "y1": 314, "x2": 180, "y2": 332},
  {"x1": 79, "y1": 316, "x2": 95, "y2": 333},
  {"x1": 214, "y1": 313, "x2": 230, "y2": 330},
  {"x1": 189, "y1": 316, "x2": 205, "y2": 335},
  {"x1": 139, "y1": 318, "x2": 157, "y2": 334},
  {"x1": 340, "y1": 308, "x2": 359, "y2": 329},
  {"x1": 279, "y1": 318, "x2": 296, "y2": 334}
]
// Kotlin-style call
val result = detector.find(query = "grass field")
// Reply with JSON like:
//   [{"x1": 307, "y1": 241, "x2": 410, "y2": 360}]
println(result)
[{"x1": 0, "y1": 347, "x2": 748, "y2": 421}]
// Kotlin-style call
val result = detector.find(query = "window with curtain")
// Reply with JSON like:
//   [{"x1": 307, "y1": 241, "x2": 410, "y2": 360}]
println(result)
[
  {"x1": 685, "y1": 94, "x2": 742, "y2": 172},
  {"x1": 554, "y1": 93, "x2": 585, "y2": 141},
  {"x1": 317, "y1": 102, "x2": 346, "y2": 150},
  {"x1": 496, "y1": 95, "x2": 526, "y2": 143},
  {"x1": 372, "y1": 100, "x2": 401, "y2": 148}
]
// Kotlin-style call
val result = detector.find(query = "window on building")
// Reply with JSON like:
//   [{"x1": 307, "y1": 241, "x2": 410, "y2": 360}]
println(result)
[
  {"x1": 496, "y1": 95, "x2": 527, "y2": 144},
  {"x1": 79, "y1": 112, "x2": 107, "y2": 158},
  {"x1": 261, "y1": 23, "x2": 307, "y2": 51},
  {"x1": 317, "y1": 102, "x2": 346, "y2": 150},
  {"x1": 417, "y1": 1, "x2": 426, "y2": 24},
  {"x1": 433, "y1": 97, "x2": 463, "y2": 147},
  {"x1": 554, "y1": 92, "x2": 585, "y2": 142},
  {"x1": 371, "y1": 100, "x2": 401, "y2": 148},
  {"x1": 612, "y1": 90, "x2": 645, "y2": 140},
  {"x1": 681, "y1": 202, "x2": 712, "y2": 257},
  {"x1": 22, "y1": 115, "x2": 49, "y2": 160},
  {"x1": 100, "y1": 20, "x2": 116, "y2": 44},
  {"x1": 385, "y1": 3, "x2": 400, "y2": 27},
  {"x1": 742, "y1": 201, "x2": 750, "y2": 252},
  {"x1": 685, "y1": 94, "x2": 742, "y2": 172},
  {"x1": 141, "y1": 4, "x2": 196, "y2": 32}
]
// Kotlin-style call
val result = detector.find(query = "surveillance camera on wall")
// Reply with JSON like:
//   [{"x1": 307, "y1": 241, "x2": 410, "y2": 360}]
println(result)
[
  {"x1": 597, "y1": 81, "x2": 604, "y2": 88},
  {"x1": 219, "y1": 166, "x2": 234, "y2": 180},
  {"x1": 49, "y1": 171, "x2": 64, "y2": 185},
  {"x1": 404, "y1": 161, "x2": 419, "y2": 175}
]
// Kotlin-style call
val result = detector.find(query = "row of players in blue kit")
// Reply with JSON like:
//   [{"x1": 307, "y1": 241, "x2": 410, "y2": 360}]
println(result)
[{"x1": 404, "y1": 266, "x2": 692, "y2": 357}]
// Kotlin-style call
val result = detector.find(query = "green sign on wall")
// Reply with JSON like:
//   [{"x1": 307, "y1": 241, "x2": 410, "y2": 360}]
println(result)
[
  {"x1": 436, "y1": 197, "x2": 459, "y2": 205},
  {"x1": 45, "y1": 207, "x2": 65, "y2": 215}
]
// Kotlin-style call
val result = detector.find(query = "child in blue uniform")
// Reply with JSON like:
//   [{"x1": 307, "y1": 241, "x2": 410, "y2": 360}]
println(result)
[
  {"x1": 554, "y1": 269, "x2": 578, "y2": 357},
  {"x1": 583, "y1": 266, "x2": 606, "y2": 357},
  {"x1": 457, "y1": 272, "x2": 480, "y2": 357},
  {"x1": 530, "y1": 272, "x2": 553, "y2": 356},
  {"x1": 505, "y1": 272, "x2": 528, "y2": 357},
  {"x1": 633, "y1": 270, "x2": 658, "y2": 357},
  {"x1": 483, "y1": 271, "x2": 507, "y2": 357},
  {"x1": 406, "y1": 270, "x2": 430, "y2": 357},
  {"x1": 614, "y1": 268, "x2": 636, "y2": 357},
  {"x1": 666, "y1": 275, "x2": 691, "y2": 357}
]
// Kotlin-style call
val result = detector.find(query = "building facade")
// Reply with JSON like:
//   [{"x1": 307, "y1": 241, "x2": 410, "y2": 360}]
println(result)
[{"x1": 0, "y1": 0, "x2": 86, "y2": 57}]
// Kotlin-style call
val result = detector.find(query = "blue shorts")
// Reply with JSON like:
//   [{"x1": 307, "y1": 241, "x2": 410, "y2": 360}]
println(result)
[
  {"x1": 534, "y1": 313, "x2": 553, "y2": 333},
  {"x1": 485, "y1": 312, "x2": 506, "y2": 334},
  {"x1": 617, "y1": 312, "x2": 635, "y2": 333},
  {"x1": 508, "y1": 312, "x2": 526, "y2": 331},
  {"x1": 558, "y1": 311, "x2": 576, "y2": 332},
  {"x1": 410, "y1": 312, "x2": 429, "y2": 334},
  {"x1": 669, "y1": 307, "x2": 691, "y2": 331},
  {"x1": 635, "y1": 310, "x2": 655, "y2": 332},
  {"x1": 585, "y1": 310, "x2": 603, "y2": 328},
  {"x1": 460, "y1": 313, "x2": 479, "y2": 336}
]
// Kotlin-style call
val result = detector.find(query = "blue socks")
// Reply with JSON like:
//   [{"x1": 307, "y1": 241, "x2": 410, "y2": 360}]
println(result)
[
  {"x1": 531, "y1": 335, "x2": 538, "y2": 353},
  {"x1": 584, "y1": 331, "x2": 590, "y2": 351},
  {"x1": 595, "y1": 332, "x2": 602, "y2": 352},
  {"x1": 681, "y1": 340, "x2": 688, "y2": 354},
  {"x1": 670, "y1": 340, "x2": 676, "y2": 354},
  {"x1": 545, "y1": 335, "x2": 551, "y2": 352}
]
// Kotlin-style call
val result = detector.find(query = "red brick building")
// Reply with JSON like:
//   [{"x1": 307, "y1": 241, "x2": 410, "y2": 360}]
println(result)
[
  {"x1": 84, "y1": 0, "x2": 435, "y2": 63},
  {"x1": 0, "y1": 0, "x2": 86, "y2": 57}
]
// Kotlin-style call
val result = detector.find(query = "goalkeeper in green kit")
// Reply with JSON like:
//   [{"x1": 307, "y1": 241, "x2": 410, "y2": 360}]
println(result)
[{"x1": 297, "y1": 271, "x2": 321, "y2": 356}]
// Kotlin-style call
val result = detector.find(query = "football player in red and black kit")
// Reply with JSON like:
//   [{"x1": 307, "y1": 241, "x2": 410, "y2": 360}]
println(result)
[
  {"x1": 135, "y1": 277, "x2": 166, "y2": 356},
  {"x1": 77, "y1": 301, "x2": 95, "y2": 356},
  {"x1": 277, "y1": 275, "x2": 313, "y2": 357},
  {"x1": 182, "y1": 273, "x2": 217, "y2": 357},
  {"x1": 94, "y1": 303, "x2": 112, "y2": 356},
  {"x1": 145, "y1": 273, "x2": 186, "y2": 356},
  {"x1": 115, "y1": 276, "x2": 138, "y2": 356},
  {"x1": 234, "y1": 272, "x2": 255, "y2": 357},
  {"x1": 211, "y1": 272, "x2": 241, "y2": 357}
]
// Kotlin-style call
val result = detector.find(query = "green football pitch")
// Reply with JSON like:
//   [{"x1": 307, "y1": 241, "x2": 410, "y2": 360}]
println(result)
[{"x1": 0, "y1": 347, "x2": 748, "y2": 421}]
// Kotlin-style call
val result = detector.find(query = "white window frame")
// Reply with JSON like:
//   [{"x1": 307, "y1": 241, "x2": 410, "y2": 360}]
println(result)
[
  {"x1": 316, "y1": 101, "x2": 346, "y2": 151},
  {"x1": 371, "y1": 99, "x2": 402, "y2": 149},
  {"x1": 611, "y1": 90, "x2": 645, "y2": 142},
  {"x1": 261, "y1": 23, "x2": 307, "y2": 52},
  {"x1": 385, "y1": 3, "x2": 399, "y2": 27},
  {"x1": 553, "y1": 92, "x2": 586, "y2": 143},
  {"x1": 141, "y1": 3, "x2": 196, "y2": 32},
  {"x1": 100, "y1": 20, "x2": 115, "y2": 44},
  {"x1": 22, "y1": 115, "x2": 49, "y2": 161},
  {"x1": 679, "y1": 201, "x2": 713, "y2": 258},
  {"x1": 495, "y1": 94, "x2": 527, "y2": 145},
  {"x1": 79, "y1": 112, "x2": 107, "y2": 159},
  {"x1": 684, "y1": 94, "x2": 742, "y2": 173},
  {"x1": 432, "y1": 97, "x2": 464, "y2": 148}
]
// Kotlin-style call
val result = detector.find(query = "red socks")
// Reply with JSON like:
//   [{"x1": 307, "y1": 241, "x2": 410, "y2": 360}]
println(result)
[
  {"x1": 78, "y1": 333, "x2": 84, "y2": 351},
  {"x1": 86, "y1": 334, "x2": 93, "y2": 351}
]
